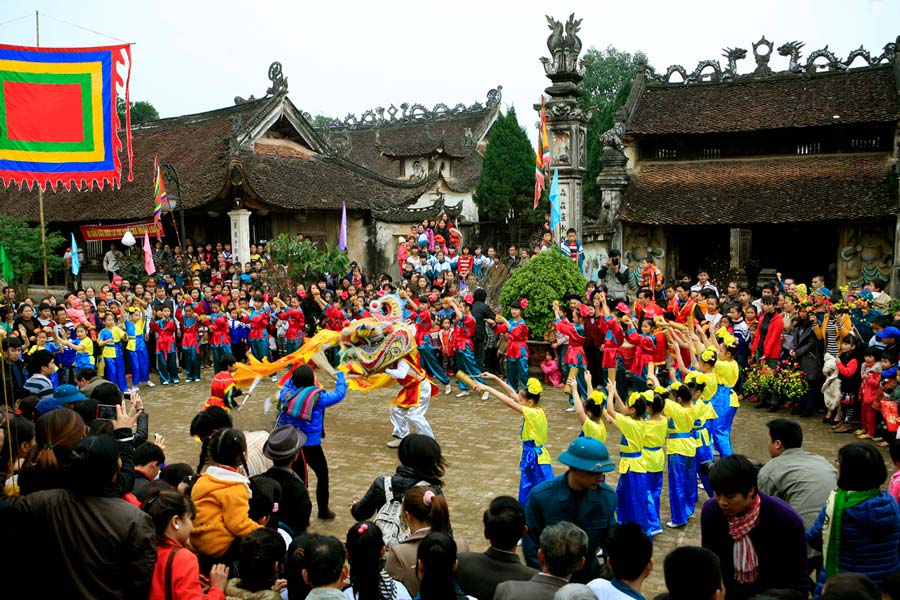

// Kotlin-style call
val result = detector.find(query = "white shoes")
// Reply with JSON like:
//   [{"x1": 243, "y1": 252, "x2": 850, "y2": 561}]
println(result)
[
  {"x1": 386, "y1": 437, "x2": 403, "y2": 448},
  {"x1": 456, "y1": 391, "x2": 471, "y2": 398},
  {"x1": 146, "y1": 381, "x2": 156, "y2": 387},
  {"x1": 481, "y1": 391, "x2": 490, "y2": 400},
  {"x1": 565, "y1": 407, "x2": 575, "y2": 413},
  {"x1": 445, "y1": 384, "x2": 452, "y2": 395}
]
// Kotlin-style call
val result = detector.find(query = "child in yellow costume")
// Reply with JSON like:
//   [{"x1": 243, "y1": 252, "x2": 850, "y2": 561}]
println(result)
[{"x1": 477, "y1": 373, "x2": 554, "y2": 506}]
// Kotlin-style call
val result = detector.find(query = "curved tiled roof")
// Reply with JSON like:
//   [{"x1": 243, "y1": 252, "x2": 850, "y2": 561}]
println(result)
[
  {"x1": 0, "y1": 95, "x2": 449, "y2": 222},
  {"x1": 0, "y1": 99, "x2": 263, "y2": 222},
  {"x1": 628, "y1": 66, "x2": 900, "y2": 135},
  {"x1": 621, "y1": 153, "x2": 896, "y2": 225}
]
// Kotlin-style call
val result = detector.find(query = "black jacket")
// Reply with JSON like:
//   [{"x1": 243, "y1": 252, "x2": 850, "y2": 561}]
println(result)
[
  {"x1": 2, "y1": 358, "x2": 26, "y2": 401},
  {"x1": 351, "y1": 465, "x2": 442, "y2": 521},
  {"x1": 262, "y1": 465, "x2": 312, "y2": 536},
  {"x1": 0, "y1": 489, "x2": 157, "y2": 600},
  {"x1": 457, "y1": 547, "x2": 537, "y2": 600},
  {"x1": 791, "y1": 322, "x2": 823, "y2": 380}
]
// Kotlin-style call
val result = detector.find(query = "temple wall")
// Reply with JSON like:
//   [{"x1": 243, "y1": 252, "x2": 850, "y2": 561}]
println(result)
[{"x1": 836, "y1": 221, "x2": 894, "y2": 288}]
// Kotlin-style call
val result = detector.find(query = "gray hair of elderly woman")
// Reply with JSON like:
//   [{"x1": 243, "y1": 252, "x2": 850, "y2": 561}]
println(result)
[
  {"x1": 539, "y1": 522, "x2": 588, "y2": 579},
  {"x1": 553, "y1": 583, "x2": 597, "y2": 600}
]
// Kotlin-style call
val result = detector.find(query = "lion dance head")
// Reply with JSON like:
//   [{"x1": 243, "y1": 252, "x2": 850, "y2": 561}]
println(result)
[{"x1": 338, "y1": 296, "x2": 416, "y2": 375}]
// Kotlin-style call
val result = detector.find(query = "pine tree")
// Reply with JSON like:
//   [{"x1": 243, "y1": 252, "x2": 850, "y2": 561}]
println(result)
[
  {"x1": 580, "y1": 46, "x2": 647, "y2": 215},
  {"x1": 473, "y1": 107, "x2": 540, "y2": 245}
]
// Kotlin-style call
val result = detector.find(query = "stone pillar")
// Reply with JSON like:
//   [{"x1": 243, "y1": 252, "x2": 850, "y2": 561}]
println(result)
[
  {"x1": 538, "y1": 14, "x2": 589, "y2": 237},
  {"x1": 229, "y1": 208, "x2": 251, "y2": 265},
  {"x1": 541, "y1": 98, "x2": 588, "y2": 237},
  {"x1": 596, "y1": 146, "x2": 629, "y2": 252}
]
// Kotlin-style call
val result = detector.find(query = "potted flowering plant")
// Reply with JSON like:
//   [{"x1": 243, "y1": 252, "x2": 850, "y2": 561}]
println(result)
[
  {"x1": 772, "y1": 361, "x2": 810, "y2": 404},
  {"x1": 742, "y1": 362, "x2": 776, "y2": 403}
]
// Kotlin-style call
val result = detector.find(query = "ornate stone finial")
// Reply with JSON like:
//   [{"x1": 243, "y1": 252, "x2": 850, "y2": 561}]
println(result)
[
  {"x1": 540, "y1": 14, "x2": 585, "y2": 93},
  {"x1": 486, "y1": 85, "x2": 503, "y2": 107},
  {"x1": 777, "y1": 41, "x2": 805, "y2": 73},
  {"x1": 266, "y1": 61, "x2": 288, "y2": 96},
  {"x1": 752, "y1": 36, "x2": 774, "y2": 76}
]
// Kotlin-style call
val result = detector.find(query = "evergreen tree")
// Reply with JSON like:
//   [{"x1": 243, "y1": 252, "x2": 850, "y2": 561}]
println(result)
[
  {"x1": 117, "y1": 98, "x2": 160, "y2": 125},
  {"x1": 474, "y1": 107, "x2": 540, "y2": 245},
  {"x1": 580, "y1": 46, "x2": 647, "y2": 215}
]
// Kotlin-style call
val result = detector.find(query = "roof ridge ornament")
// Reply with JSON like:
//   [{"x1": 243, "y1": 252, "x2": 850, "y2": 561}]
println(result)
[
  {"x1": 644, "y1": 36, "x2": 897, "y2": 85},
  {"x1": 267, "y1": 62, "x2": 288, "y2": 96},
  {"x1": 319, "y1": 87, "x2": 502, "y2": 131},
  {"x1": 752, "y1": 36, "x2": 774, "y2": 76}
]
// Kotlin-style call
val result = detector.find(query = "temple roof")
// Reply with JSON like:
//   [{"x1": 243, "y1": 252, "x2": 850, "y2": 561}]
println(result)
[
  {"x1": 0, "y1": 89, "x2": 459, "y2": 222},
  {"x1": 627, "y1": 66, "x2": 900, "y2": 135},
  {"x1": 620, "y1": 153, "x2": 896, "y2": 225},
  {"x1": 318, "y1": 91, "x2": 500, "y2": 194},
  {"x1": 0, "y1": 99, "x2": 263, "y2": 222}
]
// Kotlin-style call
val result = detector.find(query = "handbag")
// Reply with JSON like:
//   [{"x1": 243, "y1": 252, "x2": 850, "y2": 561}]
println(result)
[{"x1": 165, "y1": 547, "x2": 181, "y2": 600}]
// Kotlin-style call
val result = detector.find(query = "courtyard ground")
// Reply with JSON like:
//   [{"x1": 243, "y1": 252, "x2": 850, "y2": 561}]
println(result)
[{"x1": 145, "y1": 371, "x2": 869, "y2": 597}]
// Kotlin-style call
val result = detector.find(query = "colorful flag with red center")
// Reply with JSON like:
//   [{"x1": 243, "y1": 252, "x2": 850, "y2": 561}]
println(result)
[
  {"x1": 533, "y1": 96, "x2": 551, "y2": 208},
  {"x1": 0, "y1": 43, "x2": 133, "y2": 191},
  {"x1": 152, "y1": 155, "x2": 166, "y2": 238},
  {"x1": 540, "y1": 96, "x2": 551, "y2": 166}
]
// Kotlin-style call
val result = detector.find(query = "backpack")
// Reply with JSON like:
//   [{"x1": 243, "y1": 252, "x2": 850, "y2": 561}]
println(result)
[{"x1": 374, "y1": 475, "x2": 428, "y2": 548}]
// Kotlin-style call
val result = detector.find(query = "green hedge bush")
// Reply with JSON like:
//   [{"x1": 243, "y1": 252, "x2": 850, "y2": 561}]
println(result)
[{"x1": 498, "y1": 250, "x2": 588, "y2": 340}]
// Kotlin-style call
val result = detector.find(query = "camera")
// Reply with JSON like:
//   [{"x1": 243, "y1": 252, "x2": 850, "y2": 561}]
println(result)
[
  {"x1": 96, "y1": 404, "x2": 117, "y2": 420},
  {"x1": 611, "y1": 257, "x2": 619, "y2": 266},
  {"x1": 123, "y1": 391, "x2": 132, "y2": 401}
]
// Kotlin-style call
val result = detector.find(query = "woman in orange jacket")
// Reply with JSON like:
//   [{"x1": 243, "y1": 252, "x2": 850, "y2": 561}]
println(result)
[{"x1": 190, "y1": 428, "x2": 262, "y2": 569}]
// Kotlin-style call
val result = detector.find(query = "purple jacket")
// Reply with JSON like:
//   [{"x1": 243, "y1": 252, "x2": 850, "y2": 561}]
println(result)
[{"x1": 701, "y1": 493, "x2": 809, "y2": 600}]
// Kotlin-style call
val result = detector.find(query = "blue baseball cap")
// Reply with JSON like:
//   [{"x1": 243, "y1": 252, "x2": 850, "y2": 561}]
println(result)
[
  {"x1": 558, "y1": 437, "x2": 615, "y2": 473},
  {"x1": 36, "y1": 397, "x2": 63, "y2": 415},
  {"x1": 876, "y1": 326, "x2": 900, "y2": 340},
  {"x1": 53, "y1": 384, "x2": 87, "y2": 404}
]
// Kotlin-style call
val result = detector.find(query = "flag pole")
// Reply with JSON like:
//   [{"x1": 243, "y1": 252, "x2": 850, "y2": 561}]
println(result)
[{"x1": 36, "y1": 10, "x2": 49, "y2": 294}]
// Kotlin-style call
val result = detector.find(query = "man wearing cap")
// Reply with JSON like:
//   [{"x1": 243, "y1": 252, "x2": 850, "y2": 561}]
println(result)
[
  {"x1": 876, "y1": 326, "x2": 900, "y2": 356},
  {"x1": 262, "y1": 425, "x2": 312, "y2": 536},
  {"x1": 523, "y1": 437, "x2": 617, "y2": 584}
]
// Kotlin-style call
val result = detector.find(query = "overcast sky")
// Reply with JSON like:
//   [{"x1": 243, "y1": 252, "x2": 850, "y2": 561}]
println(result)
[{"x1": 4, "y1": 0, "x2": 899, "y2": 141}]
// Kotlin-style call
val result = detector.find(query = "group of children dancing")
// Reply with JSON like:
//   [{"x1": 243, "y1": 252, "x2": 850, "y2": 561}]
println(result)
[{"x1": 462, "y1": 287, "x2": 744, "y2": 539}]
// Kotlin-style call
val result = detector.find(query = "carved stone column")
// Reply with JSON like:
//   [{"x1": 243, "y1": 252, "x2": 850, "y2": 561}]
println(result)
[
  {"x1": 596, "y1": 146, "x2": 629, "y2": 251},
  {"x1": 538, "y1": 14, "x2": 588, "y2": 236},
  {"x1": 229, "y1": 208, "x2": 252, "y2": 265}
]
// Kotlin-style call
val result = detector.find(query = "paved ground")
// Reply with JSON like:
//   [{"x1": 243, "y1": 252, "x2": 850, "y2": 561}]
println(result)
[{"x1": 143, "y1": 370, "x2": 876, "y2": 597}]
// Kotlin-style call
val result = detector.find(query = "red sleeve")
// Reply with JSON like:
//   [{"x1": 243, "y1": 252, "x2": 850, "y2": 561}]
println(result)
[
  {"x1": 556, "y1": 319, "x2": 576, "y2": 338},
  {"x1": 624, "y1": 327, "x2": 641, "y2": 345},
  {"x1": 764, "y1": 314, "x2": 784, "y2": 358},
  {"x1": 174, "y1": 549, "x2": 223, "y2": 600},
  {"x1": 837, "y1": 358, "x2": 858, "y2": 377}
]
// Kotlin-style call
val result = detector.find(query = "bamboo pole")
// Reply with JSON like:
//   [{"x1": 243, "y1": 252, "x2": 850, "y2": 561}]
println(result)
[{"x1": 36, "y1": 11, "x2": 49, "y2": 294}]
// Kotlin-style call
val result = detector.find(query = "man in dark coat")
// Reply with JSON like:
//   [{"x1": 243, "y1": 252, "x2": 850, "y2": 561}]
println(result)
[
  {"x1": 457, "y1": 495, "x2": 537, "y2": 600},
  {"x1": 261, "y1": 425, "x2": 312, "y2": 536}
]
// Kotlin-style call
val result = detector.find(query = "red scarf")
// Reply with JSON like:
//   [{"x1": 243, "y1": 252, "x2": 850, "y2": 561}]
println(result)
[{"x1": 727, "y1": 493, "x2": 761, "y2": 584}]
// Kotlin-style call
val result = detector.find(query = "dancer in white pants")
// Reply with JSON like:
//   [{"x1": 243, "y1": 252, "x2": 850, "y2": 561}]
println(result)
[{"x1": 385, "y1": 356, "x2": 436, "y2": 448}]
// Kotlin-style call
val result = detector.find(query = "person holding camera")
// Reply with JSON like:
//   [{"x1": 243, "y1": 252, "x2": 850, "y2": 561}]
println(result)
[{"x1": 597, "y1": 250, "x2": 631, "y2": 305}]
